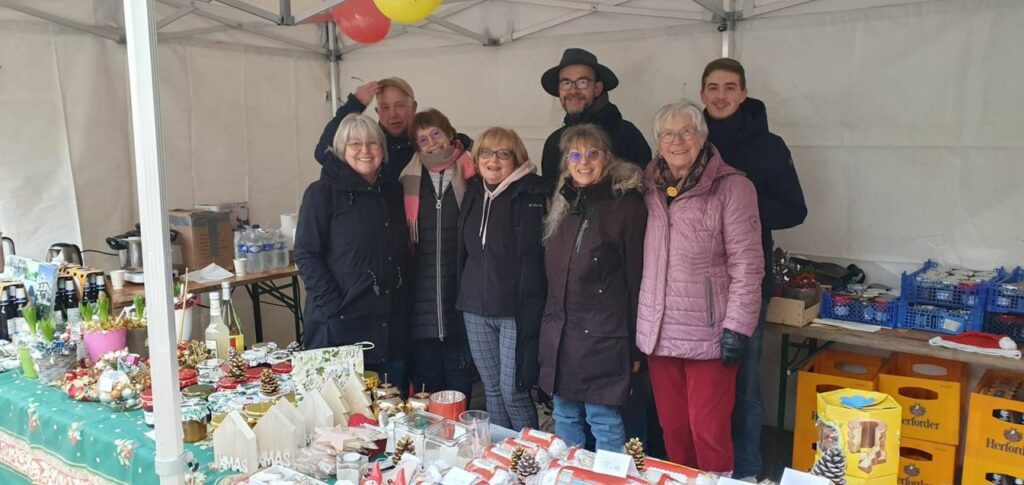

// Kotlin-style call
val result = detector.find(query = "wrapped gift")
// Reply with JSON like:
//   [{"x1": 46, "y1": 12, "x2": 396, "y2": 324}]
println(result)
[{"x1": 814, "y1": 389, "x2": 902, "y2": 483}]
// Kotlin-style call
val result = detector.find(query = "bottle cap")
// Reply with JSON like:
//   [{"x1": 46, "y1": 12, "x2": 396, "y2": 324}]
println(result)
[{"x1": 16, "y1": 288, "x2": 26, "y2": 298}]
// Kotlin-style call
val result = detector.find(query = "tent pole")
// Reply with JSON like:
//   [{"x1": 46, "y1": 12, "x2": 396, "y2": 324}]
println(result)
[
  {"x1": 721, "y1": 0, "x2": 736, "y2": 58},
  {"x1": 122, "y1": 1, "x2": 188, "y2": 484},
  {"x1": 328, "y1": 23, "x2": 339, "y2": 112}
]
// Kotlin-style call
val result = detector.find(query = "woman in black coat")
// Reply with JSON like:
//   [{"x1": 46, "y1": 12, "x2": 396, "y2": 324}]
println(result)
[
  {"x1": 295, "y1": 113, "x2": 410, "y2": 386},
  {"x1": 538, "y1": 124, "x2": 646, "y2": 452},
  {"x1": 456, "y1": 127, "x2": 546, "y2": 430}
]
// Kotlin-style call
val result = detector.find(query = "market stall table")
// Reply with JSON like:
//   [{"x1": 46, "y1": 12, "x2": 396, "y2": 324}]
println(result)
[
  {"x1": 109, "y1": 265, "x2": 303, "y2": 344},
  {"x1": 768, "y1": 320, "x2": 1024, "y2": 428},
  {"x1": 0, "y1": 369, "x2": 521, "y2": 484}
]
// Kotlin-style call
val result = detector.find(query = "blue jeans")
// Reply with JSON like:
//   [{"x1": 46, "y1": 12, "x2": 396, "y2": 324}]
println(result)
[
  {"x1": 731, "y1": 300, "x2": 768, "y2": 478},
  {"x1": 553, "y1": 395, "x2": 625, "y2": 452},
  {"x1": 410, "y1": 337, "x2": 474, "y2": 405}
]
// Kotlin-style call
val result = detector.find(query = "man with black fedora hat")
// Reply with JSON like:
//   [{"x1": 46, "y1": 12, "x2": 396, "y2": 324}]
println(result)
[{"x1": 540, "y1": 48, "x2": 651, "y2": 193}]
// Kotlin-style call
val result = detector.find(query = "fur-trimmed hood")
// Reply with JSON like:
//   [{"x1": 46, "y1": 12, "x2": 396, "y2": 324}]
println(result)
[{"x1": 544, "y1": 159, "x2": 644, "y2": 241}]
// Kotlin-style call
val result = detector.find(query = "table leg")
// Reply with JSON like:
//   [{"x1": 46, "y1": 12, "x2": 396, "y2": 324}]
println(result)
[
  {"x1": 291, "y1": 275, "x2": 303, "y2": 343},
  {"x1": 777, "y1": 333, "x2": 790, "y2": 429},
  {"x1": 248, "y1": 284, "x2": 264, "y2": 343}
]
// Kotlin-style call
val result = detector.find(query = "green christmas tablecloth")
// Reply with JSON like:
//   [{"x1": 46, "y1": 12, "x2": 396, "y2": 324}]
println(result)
[{"x1": 0, "y1": 370, "x2": 236, "y2": 484}]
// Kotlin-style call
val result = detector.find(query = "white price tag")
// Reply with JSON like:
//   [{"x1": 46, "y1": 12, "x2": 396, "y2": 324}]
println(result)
[
  {"x1": 592, "y1": 450, "x2": 632, "y2": 478},
  {"x1": 941, "y1": 318, "x2": 962, "y2": 332},
  {"x1": 441, "y1": 467, "x2": 480, "y2": 485},
  {"x1": 779, "y1": 468, "x2": 830, "y2": 485}
]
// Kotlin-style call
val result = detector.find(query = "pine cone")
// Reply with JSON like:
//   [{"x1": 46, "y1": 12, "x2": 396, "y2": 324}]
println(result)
[
  {"x1": 393, "y1": 435, "x2": 415, "y2": 465},
  {"x1": 227, "y1": 348, "x2": 248, "y2": 382},
  {"x1": 516, "y1": 452, "x2": 540, "y2": 484},
  {"x1": 810, "y1": 445, "x2": 847, "y2": 485},
  {"x1": 259, "y1": 369, "x2": 279, "y2": 396},
  {"x1": 509, "y1": 445, "x2": 525, "y2": 474},
  {"x1": 624, "y1": 437, "x2": 646, "y2": 472}
]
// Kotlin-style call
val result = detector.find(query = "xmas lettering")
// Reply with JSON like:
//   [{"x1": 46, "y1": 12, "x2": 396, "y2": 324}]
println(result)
[
  {"x1": 217, "y1": 455, "x2": 249, "y2": 473},
  {"x1": 258, "y1": 450, "x2": 293, "y2": 467}
]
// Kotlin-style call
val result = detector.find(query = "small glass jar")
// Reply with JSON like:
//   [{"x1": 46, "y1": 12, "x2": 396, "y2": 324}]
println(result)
[
  {"x1": 182, "y1": 384, "x2": 215, "y2": 402},
  {"x1": 424, "y1": 420, "x2": 474, "y2": 467},
  {"x1": 181, "y1": 399, "x2": 210, "y2": 443},
  {"x1": 336, "y1": 452, "x2": 368, "y2": 484},
  {"x1": 393, "y1": 411, "x2": 445, "y2": 454}
]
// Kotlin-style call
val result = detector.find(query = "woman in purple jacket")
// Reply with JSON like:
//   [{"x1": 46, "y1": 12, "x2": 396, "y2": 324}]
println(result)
[{"x1": 636, "y1": 100, "x2": 764, "y2": 474}]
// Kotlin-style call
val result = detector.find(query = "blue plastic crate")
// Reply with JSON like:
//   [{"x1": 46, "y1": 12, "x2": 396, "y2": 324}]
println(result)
[
  {"x1": 820, "y1": 290, "x2": 900, "y2": 327},
  {"x1": 898, "y1": 301, "x2": 984, "y2": 335},
  {"x1": 984, "y1": 313, "x2": 1024, "y2": 344},
  {"x1": 987, "y1": 267, "x2": 1024, "y2": 315},
  {"x1": 900, "y1": 260, "x2": 1006, "y2": 310}
]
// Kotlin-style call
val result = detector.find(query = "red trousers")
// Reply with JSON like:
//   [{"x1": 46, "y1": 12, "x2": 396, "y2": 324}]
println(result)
[{"x1": 648, "y1": 355, "x2": 738, "y2": 473}]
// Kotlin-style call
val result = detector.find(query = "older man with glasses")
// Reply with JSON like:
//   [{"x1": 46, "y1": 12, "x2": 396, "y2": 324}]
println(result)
[{"x1": 540, "y1": 48, "x2": 652, "y2": 195}]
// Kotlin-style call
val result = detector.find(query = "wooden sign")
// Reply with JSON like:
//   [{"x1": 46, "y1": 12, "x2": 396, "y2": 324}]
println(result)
[
  {"x1": 298, "y1": 391, "x2": 334, "y2": 435},
  {"x1": 271, "y1": 398, "x2": 309, "y2": 446},
  {"x1": 320, "y1": 377, "x2": 352, "y2": 426},
  {"x1": 255, "y1": 405, "x2": 297, "y2": 468},
  {"x1": 213, "y1": 411, "x2": 258, "y2": 474},
  {"x1": 342, "y1": 373, "x2": 373, "y2": 418}
]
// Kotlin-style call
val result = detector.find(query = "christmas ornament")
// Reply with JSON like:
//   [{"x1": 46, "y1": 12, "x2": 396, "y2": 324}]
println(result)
[
  {"x1": 226, "y1": 348, "x2": 248, "y2": 382},
  {"x1": 810, "y1": 445, "x2": 847, "y2": 485},
  {"x1": 177, "y1": 341, "x2": 208, "y2": 370},
  {"x1": 509, "y1": 445, "x2": 525, "y2": 474},
  {"x1": 392, "y1": 435, "x2": 415, "y2": 464},
  {"x1": 259, "y1": 369, "x2": 280, "y2": 397},
  {"x1": 516, "y1": 451, "x2": 540, "y2": 483},
  {"x1": 624, "y1": 437, "x2": 646, "y2": 472}
]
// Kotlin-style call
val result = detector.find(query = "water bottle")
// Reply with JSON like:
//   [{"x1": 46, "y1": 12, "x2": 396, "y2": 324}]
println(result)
[
  {"x1": 246, "y1": 226, "x2": 263, "y2": 273},
  {"x1": 274, "y1": 229, "x2": 289, "y2": 268},
  {"x1": 260, "y1": 228, "x2": 275, "y2": 270},
  {"x1": 233, "y1": 229, "x2": 242, "y2": 260}
]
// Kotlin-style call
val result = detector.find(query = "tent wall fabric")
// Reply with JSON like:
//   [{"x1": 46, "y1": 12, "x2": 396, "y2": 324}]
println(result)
[{"x1": 0, "y1": 3, "x2": 329, "y2": 267}]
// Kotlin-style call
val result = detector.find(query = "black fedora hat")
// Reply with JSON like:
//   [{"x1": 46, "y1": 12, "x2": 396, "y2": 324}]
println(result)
[{"x1": 541, "y1": 48, "x2": 619, "y2": 97}]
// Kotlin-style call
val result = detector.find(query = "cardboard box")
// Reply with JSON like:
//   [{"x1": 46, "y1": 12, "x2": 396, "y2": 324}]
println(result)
[
  {"x1": 815, "y1": 389, "x2": 902, "y2": 480},
  {"x1": 168, "y1": 209, "x2": 233, "y2": 273},
  {"x1": 963, "y1": 370, "x2": 1024, "y2": 467},
  {"x1": 962, "y1": 455, "x2": 1023, "y2": 485},
  {"x1": 196, "y1": 202, "x2": 250, "y2": 229},
  {"x1": 767, "y1": 287, "x2": 825, "y2": 327},
  {"x1": 898, "y1": 437, "x2": 956, "y2": 485},
  {"x1": 793, "y1": 351, "x2": 887, "y2": 471},
  {"x1": 878, "y1": 353, "x2": 966, "y2": 445}
]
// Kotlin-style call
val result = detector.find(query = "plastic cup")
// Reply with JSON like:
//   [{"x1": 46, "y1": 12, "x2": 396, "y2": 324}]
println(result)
[
  {"x1": 109, "y1": 270, "x2": 126, "y2": 290},
  {"x1": 234, "y1": 258, "x2": 247, "y2": 276}
]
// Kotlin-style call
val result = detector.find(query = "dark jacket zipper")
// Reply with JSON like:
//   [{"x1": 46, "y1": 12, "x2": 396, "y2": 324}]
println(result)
[{"x1": 435, "y1": 172, "x2": 446, "y2": 341}]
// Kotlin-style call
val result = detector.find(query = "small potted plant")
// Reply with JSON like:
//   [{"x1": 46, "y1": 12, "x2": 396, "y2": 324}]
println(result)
[
  {"x1": 124, "y1": 296, "x2": 149, "y2": 358},
  {"x1": 82, "y1": 293, "x2": 128, "y2": 362}
]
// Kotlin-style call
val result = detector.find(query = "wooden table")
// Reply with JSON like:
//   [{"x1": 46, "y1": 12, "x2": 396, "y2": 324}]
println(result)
[
  {"x1": 766, "y1": 321, "x2": 1024, "y2": 428},
  {"x1": 109, "y1": 265, "x2": 303, "y2": 343}
]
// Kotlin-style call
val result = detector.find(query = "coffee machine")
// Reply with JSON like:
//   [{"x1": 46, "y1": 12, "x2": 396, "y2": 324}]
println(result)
[{"x1": 106, "y1": 224, "x2": 182, "y2": 283}]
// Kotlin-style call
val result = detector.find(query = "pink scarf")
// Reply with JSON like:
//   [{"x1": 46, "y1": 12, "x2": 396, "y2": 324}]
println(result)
[{"x1": 399, "y1": 141, "x2": 476, "y2": 244}]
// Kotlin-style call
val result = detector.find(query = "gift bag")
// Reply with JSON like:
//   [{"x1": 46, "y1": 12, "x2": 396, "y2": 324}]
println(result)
[{"x1": 291, "y1": 343, "x2": 372, "y2": 398}]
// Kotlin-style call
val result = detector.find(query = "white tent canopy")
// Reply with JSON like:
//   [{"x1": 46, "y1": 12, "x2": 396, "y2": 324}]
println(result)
[{"x1": 2, "y1": 0, "x2": 1023, "y2": 481}]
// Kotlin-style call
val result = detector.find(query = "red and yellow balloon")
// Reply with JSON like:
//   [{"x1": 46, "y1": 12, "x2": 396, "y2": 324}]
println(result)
[
  {"x1": 331, "y1": 0, "x2": 391, "y2": 44},
  {"x1": 373, "y1": 0, "x2": 442, "y2": 24}
]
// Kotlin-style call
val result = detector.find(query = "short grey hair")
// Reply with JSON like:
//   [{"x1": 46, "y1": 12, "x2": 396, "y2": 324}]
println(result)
[
  {"x1": 652, "y1": 99, "x2": 708, "y2": 145},
  {"x1": 331, "y1": 113, "x2": 389, "y2": 165}
]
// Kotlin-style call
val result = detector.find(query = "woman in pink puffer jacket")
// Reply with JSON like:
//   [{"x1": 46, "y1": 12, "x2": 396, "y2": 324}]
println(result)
[{"x1": 637, "y1": 100, "x2": 764, "y2": 474}]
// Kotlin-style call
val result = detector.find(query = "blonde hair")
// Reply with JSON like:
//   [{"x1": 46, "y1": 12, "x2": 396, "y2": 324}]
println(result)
[
  {"x1": 470, "y1": 127, "x2": 530, "y2": 172},
  {"x1": 331, "y1": 113, "x2": 389, "y2": 165},
  {"x1": 556, "y1": 124, "x2": 612, "y2": 181}
]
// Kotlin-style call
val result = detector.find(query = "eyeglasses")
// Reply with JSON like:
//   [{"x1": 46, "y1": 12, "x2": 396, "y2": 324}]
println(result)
[
  {"x1": 416, "y1": 129, "x2": 447, "y2": 148},
  {"x1": 657, "y1": 128, "x2": 699, "y2": 144},
  {"x1": 478, "y1": 148, "x2": 514, "y2": 161},
  {"x1": 346, "y1": 140, "x2": 382, "y2": 151},
  {"x1": 565, "y1": 149, "x2": 604, "y2": 164},
  {"x1": 558, "y1": 78, "x2": 595, "y2": 91}
]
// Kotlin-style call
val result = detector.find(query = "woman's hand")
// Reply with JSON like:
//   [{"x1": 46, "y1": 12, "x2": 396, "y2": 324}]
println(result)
[{"x1": 720, "y1": 329, "x2": 749, "y2": 365}]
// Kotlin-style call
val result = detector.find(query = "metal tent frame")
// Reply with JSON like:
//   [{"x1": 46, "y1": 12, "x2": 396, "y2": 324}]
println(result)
[{"x1": 1, "y1": 0, "x2": 943, "y2": 483}]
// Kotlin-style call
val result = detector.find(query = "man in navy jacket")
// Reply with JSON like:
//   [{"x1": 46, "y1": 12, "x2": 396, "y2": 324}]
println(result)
[{"x1": 701, "y1": 58, "x2": 808, "y2": 481}]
